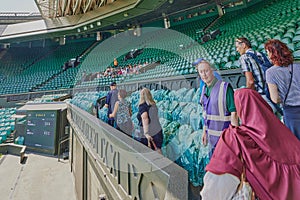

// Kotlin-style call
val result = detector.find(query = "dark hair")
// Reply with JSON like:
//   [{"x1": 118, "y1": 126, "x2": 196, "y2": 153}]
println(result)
[
  {"x1": 118, "y1": 89, "x2": 127, "y2": 98},
  {"x1": 264, "y1": 39, "x2": 294, "y2": 67},
  {"x1": 138, "y1": 85, "x2": 144, "y2": 91},
  {"x1": 236, "y1": 37, "x2": 252, "y2": 48},
  {"x1": 110, "y1": 82, "x2": 117, "y2": 86}
]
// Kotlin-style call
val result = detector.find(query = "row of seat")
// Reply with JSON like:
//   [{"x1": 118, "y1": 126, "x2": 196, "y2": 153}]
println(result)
[
  {"x1": 0, "y1": 38, "x2": 95, "y2": 94},
  {"x1": 1, "y1": 0, "x2": 299, "y2": 94},
  {"x1": 0, "y1": 108, "x2": 16, "y2": 144}
]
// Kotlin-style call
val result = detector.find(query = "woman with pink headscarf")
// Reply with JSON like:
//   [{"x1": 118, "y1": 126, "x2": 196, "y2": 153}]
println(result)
[{"x1": 201, "y1": 88, "x2": 300, "y2": 200}]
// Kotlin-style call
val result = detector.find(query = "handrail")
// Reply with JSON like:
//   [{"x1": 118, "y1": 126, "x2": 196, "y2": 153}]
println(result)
[{"x1": 57, "y1": 137, "x2": 70, "y2": 162}]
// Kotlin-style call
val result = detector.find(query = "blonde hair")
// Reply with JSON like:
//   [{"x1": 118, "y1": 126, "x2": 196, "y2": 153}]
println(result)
[
  {"x1": 118, "y1": 89, "x2": 127, "y2": 99},
  {"x1": 139, "y1": 88, "x2": 156, "y2": 106}
]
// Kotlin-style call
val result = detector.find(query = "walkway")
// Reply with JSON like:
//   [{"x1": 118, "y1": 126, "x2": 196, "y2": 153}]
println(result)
[{"x1": 0, "y1": 153, "x2": 76, "y2": 200}]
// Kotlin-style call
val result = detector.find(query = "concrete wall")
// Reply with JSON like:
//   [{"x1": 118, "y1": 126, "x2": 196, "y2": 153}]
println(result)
[{"x1": 68, "y1": 103, "x2": 188, "y2": 200}]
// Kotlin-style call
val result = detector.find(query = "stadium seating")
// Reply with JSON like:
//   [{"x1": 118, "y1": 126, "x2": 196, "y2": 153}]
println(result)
[
  {"x1": 69, "y1": 91, "x2": 107, "y2": 113},
  {"x1": 0, "y1": 108, "x2": 16, "y2": 143},
  {"x1": 68, "y1": 0, "x2": 300, "y2": 188},
  {"x1": 1, "y1": 0, "x2": 300, "y2": 192},
  {"x1": 0, "y1": 37, "x2": 95, "y2": 94},
  {"x1": 91, "y1": 88, "x2": 209, "y2": 187},
  {"x1": 0, "y1": 0, "x2": 299, "y2": 95}
]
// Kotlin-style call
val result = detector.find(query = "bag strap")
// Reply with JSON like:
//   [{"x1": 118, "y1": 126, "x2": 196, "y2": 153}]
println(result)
[
  {"x1": 283, "y1": 64, "x2": 293, "y2": 105},
  {"x1": 234, "y1": 134, "x2": 256, "y2": 199},
  {"x1": 246, "y1": 52, "x2": 265, "y2": 91},
  {"x1": 247, "y1": 52, "x2": 263, "y2": 65}
]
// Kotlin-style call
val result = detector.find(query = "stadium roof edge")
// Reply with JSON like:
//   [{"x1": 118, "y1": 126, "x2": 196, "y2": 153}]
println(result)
[{"x1": 0, "y1": 0, "x2": 168, "y2": 43}]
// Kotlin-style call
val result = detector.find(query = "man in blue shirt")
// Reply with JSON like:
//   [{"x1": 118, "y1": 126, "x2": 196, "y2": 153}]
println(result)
[{"x1": 104, "y1": 82, "x2": 118, "y2": 127}]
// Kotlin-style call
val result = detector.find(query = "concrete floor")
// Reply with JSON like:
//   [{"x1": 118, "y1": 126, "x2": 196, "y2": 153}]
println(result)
[{"x1": 0, "y1": 153, "x2": 77, "y2": 200}]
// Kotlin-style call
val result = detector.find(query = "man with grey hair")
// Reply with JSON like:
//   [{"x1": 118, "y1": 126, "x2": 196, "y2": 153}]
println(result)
[{"x1": 196, "y1": 59, "x2": 238, "y2": 158}]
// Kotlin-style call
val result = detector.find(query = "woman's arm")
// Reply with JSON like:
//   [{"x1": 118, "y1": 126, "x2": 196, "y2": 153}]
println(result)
[
  {"x1": 129, "y1": 106, "x2": 132, "y2": 117},
  {"x1": 202, "y1": 126, "x2": 207, "y2": 146},
  {"x1": 141, "y1": 112, "x2": 150, "y2": 135},
  {"x1": 267, "y1": 83, "x2": 281, "y2": 103},
  {"x1": 109, "y1": 102, "x2": 119, "y2": 118},
  {"x1": 141, "y1": 111, "x2": 153, "y2": 146}
]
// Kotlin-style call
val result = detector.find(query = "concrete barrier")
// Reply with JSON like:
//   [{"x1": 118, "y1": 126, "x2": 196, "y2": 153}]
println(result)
[
  {"x1": 0, "y1": 143, "x2": 26, "y2": 163},
  {"x1": 67, "y1": 103, "x2": 188, "y2": 200}
]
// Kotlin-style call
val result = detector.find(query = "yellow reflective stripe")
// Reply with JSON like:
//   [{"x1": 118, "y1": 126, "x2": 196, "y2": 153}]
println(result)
[
  {"x1": 207, "y1": 129, "x2": 223, "y2": 137},
  {"x1": 203, "y1": 110, "x2": 207, "y2": 118},
  {"x1": 218, "y1": 82, "x2": 225, "y2": 117},
  {"x1": 206, "y1": 114, "x2": 231, "y2": 121},
  {"x1": 204, "y1": 126, "x2": 223, "y2": 137}
]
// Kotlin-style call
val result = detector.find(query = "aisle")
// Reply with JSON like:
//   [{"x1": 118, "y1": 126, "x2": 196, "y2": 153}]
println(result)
[{"x1": 0, "y1": 153, "x2": 76, "y2": 200}]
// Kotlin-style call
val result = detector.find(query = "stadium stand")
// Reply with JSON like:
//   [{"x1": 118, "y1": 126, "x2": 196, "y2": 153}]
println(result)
[
  {"x1": 0, "y1": 0, "x2": 300, "y2": 199},
  {"x1": 1, "y1": 0, "x2": 299, "y2": 97},
  {"x1": 0, "y1": 107, "x2": 16, "y2": 144}
]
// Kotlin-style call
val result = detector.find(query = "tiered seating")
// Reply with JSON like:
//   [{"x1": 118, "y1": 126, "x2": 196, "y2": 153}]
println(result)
[
  {"x1": 31, "y1": 39, "x2": 95, "y2": 91},
  {"x1": 171, "y1": 15, "x2": 218, "y2": 41},
  {"x1": 27, "y1": 94, "x2": 69, "y2": 103},
  {"x1": 87, "y1": 88, "x2": 208, "y2": 187},
  {"x1": 75, "y1": 76, "x2": 124, "y2": 89},
  {"x1": 67, "y1": 0, "x2": 300, "y2": 188},
  {"x1": 0, "y1": 38, "x2": 95, "y2": 94},
  {"x1": 0, "y1": 47, "x2": 52, "y2": 94},
  {"x1": 202, "y1": 0, "x2": 300, "y2": 69},
  {"x1": 0, "y1": 108, "x2": 16, "y2": 144},
  {"x1": 69, "y1": 91, "x2": 107, "y2": 113},
  {"x1": 1, "y1": 0, "x2": 299, "y2": 94},
  {"x1": 36, "y1": 67, "x2": 80, "y2": 91}
]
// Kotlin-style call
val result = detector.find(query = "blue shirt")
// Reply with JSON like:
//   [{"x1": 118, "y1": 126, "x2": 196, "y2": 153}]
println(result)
[
  {"x1": 239, "y1": 49, "x2": 265, "y2": 94},
  {"x1": 105, "y1": 89, "x2": 118, "y2": 115}
]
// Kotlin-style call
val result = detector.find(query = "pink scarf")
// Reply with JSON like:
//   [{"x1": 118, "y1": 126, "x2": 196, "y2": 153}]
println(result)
[{"x1": 206, "y1": 88, "x2": 300, "y2": 200}]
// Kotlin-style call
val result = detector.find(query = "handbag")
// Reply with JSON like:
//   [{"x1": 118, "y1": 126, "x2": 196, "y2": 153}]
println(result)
[
  {"x1": 149, "y1": 139, "x2": 158, "y2": 150},
  {"x1": 232, "y1": 155, "x2": 255, "y2": 200}
]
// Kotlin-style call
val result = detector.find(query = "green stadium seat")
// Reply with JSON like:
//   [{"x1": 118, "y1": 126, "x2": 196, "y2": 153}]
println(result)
[
  {"x1": 293, "y1": 50, "x2": 300, "y2": 61},
  {"x1": 293, "y1": 35, "x2": 300, "y2": 43},
  {"x1": 287, "y1": 43, "x2": 295, "y2": 51},
  {"x1": 281, "y1": 38, "x2": 292, "y2": 44}
]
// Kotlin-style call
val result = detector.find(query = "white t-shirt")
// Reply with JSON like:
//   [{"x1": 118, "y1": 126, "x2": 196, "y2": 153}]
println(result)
[{"x1": 200, "y1": 172, "x2": 240, "y2": 200}]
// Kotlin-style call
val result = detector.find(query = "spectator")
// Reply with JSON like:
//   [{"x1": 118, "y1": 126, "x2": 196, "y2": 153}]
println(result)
[
  {"x1": 196, "y1": 59, "x2": 238, "y2": 158},
  {"x1": 235, "y1": 37, "x2": 280, "y2": 114},
  {"x1": 109, "y1": 89, "x2": 133, "y2": 137},
  {"x1": 193, "y1": 58, "x2": 222, "y2": 133},
  {"x1": 104, "y1": 82, "x2": 118, "y2": 127},
  {"x1": 137, "y1": 88, "x2": 163, "y2": 153},
  {"x1": 81, "y1": 71, "x2": 86, "y2": 83},
  {"x1": 201, "y1": 89, "x2": 300, "y2": 200},
  {"x1": 113, "y1": 58, "x2": 118, "y2": 67},
  {"x1": 192, "y1": 58, "x2": 222, "y2": 96},
  {"x1": 264, "y1": 39, "x2": 300, "y2": 140},
  {"x1": 121, "y1": 67, "x2": 127, "y2": 76},
  {"x1": 236, "y1": 37, "x2": 265, "y2": 92}
]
